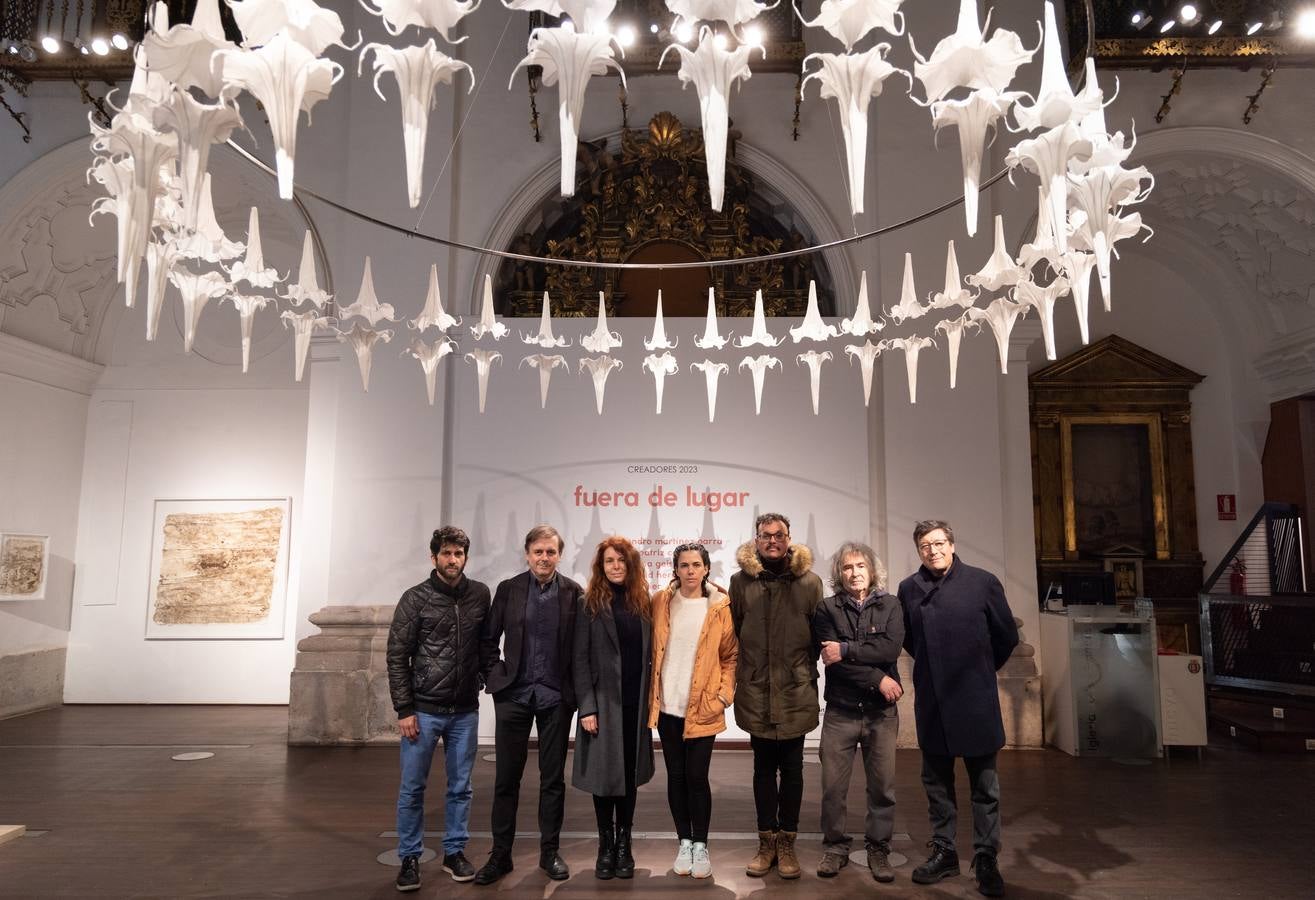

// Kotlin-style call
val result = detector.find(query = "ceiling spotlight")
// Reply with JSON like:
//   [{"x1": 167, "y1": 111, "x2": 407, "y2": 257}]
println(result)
[
  {"x1": 675, "y1": 22, "x2": 693, "y2": 43},
  {"x1": 649, "y1": 23, "x2": 659, "y2": 35},
  {"x1": 1247, "y1": 21, "x2": 1263, "y2": 34},
  {"x1": 91, "y1": 37, "x2": 109, "y2": 56},
  {"x1": 616, "y1": 24, "x2": 636, "y2": 47},
  {"x1": 1208, "y1": 19, "x2": 1222, "y2": 34},
  {"x1": 1297, "y1": 9, "x2": 1315, "y2": 38},
  {"x1": 111, "y1": 33, "x2": 129, "y2": 51},
  {"x1": 40, "y1": 35, "x2": 61, "y2": 54},
  {"x1": 1131, "y1": 11, "x2": 1146, "y2": 25},
  {"x1": 1159, "y1": 19, "x2": 1175, "y2": 33},
  {"x1": 1178, "y1": 4, "x2": 1199, "y2": 24},
  {"x1": 4, "y1": 40, "x2": 17, "y2": 55},
  {"x1": 73, "y1": 36, "x2": 88, "y2": 54},
  {"x1": 20, "y1": 42, "x2": 37, "y2": 61}
]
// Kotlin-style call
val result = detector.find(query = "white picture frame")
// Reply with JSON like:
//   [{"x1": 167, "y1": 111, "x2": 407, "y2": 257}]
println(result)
[
  {"x1": 145, "y1": 498, "x2": 291, "y2": 640},
  {"x1": 0, "y1": 533, "x2": 50, "y2": 602}
]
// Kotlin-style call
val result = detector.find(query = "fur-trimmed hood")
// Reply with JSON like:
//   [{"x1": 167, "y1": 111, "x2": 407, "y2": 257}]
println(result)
[{"x1": 735, "y1": 541, "x2": 814, "y2": 579}]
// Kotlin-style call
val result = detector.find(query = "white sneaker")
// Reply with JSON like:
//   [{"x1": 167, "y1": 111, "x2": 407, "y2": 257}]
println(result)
[
  {"x1": 691, "y1": 842, "x2": 712, "y2": 879},
  {"x1": 673, "y1": 838, "x2": 694, "y2": 876}
]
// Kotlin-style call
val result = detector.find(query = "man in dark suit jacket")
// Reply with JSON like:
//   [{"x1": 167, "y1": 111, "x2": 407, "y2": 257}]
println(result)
[{"x1": 475, "y1": 524, "x2": 582, "y2": 885}]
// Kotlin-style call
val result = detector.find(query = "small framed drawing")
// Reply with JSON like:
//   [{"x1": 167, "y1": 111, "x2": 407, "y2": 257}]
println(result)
[
  {"x1": 1104, "y1": 557, "x2": 1143, "y2": 603},
  {"x1": 145, "y1": 498, "x2": 292, "y2": 640},
  {"x1": 0, "y1": 533, "x2": 50, "y2": 601}
]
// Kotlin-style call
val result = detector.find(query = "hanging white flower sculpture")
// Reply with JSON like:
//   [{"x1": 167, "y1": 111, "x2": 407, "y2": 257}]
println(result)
[
  {"x1": 840, "y1": 271, "x2": 883, "y2": 336},
  {"x1": 885, "y1": 252, "x2": 929, "y2": 324},
  {"x1": 579, "y1": 355, "x2": 624, "y2": 414},
  {"x1": 967, "y1": 296, "x2": 1029, "y2": 374},
  {"x1": 362, "y1": 0, "x2": 481, "y2": 43},
  {"x1": 843, "y1": 339, "x2": 884, "y2": 407},
  {"x1": 929, "y1": 240, "x2": 976, "y2": 309},
  {"x1": 141, "y1": 0, "x2": 236, "y2": 99},
  {"x1": 520, "y1": 353, "x2": 569, "y2": 408},
  {"x1": 142, "y1": 239, "x2": 181, "y2": 336},
  {"x1": 283, "y1": 231, "x2": 332, "y2": 308},
  {"x1": 151, "y1": 88, "x2": 243, "y2": 232},
  {"x1": 410, "y1": 264, "x2": 460, "y2": 332},
  {"x1": 172, "y1": 173, "x2": 245, "y2": 263},
  {"x1": 738, "y1": 354, "x2": 780, "y2": 415},
  {"x1": 1010, "y1": 2, "x2": 1101, "y2": 132},
  {"x1": 734, "y1": 290, "x2": 781, "y2": 348},
  {"x1": 1069, "y1": 207, "x2": 1150, "y2": 313},
  {"x1": 789, "y1": 281, "x2": 839, "y2": 342},
  {"x1": 169, "y1": 267, "x2": 230, "y2": 354},
  {"x1": 690, "y1": 359, "x2": 729, "y2": 422},
  {"x1": 523, "y1": 291, "x2": 570, "y2": 347},
  {"x1": 886, "y1": 335, "x2": 935, "y2": 404},
  {"x1": 928, "y1": 87, "x2": 1021, "y2": 236},
  {"x1": 227, "y1": 207, "x2": 284, "y2": 288},
  {"x1": 794, "y1": 0, "x2": 906, "y2": 51},
  {"x1": 642, "y1": 352, "x2": 680, "y2": 414},
  {"x1": 408, "y1": 337, "x2": 459, "y2": 405},
  {"x1": 503, "y1": 0, "x2": 617, "y2": 34},
  {"x1": 1059, "y1": 250, "x2": 1097, "y2": 344},
  {"x1": 464, "y1": 348, "x2": 503, "y2": 412},
  {"x1": 224, "y1": 293, "x2": 275, "y2": 372},
  {"x1": 469, "y1": 274, "x2": 509, "y2": 340},
  {"x1": 666, "y1": 0, "x2": 776, "y2": 37},
  {"x1": 1013, "y1": 274, "x2": 1070, "y2": 361},
  {"x1": 934, "y1": 312, "x2": 979, "y2": 390},
  {"x1": 796, "y1": 349, "x2": 833, "y2": 415},
  {"x1": 338, "y1": 322, "x2": 395, "y2": 391},
  {"x1": 1005, "y1": 122, "x2": 1091, "y2": 256},
  {"x1": 228, "y1": 0, "x2": 348, "y2": 56},
  {"x1": 337, "y1": 257, "x2": 398, "y2": 325},
  {"x1": 645, "y1": 290, "x2": 679, "y2": 350},
  {"x1": 909, "y1": 0, "x2": 1035, "y2": 105},
  {"x1": 581, "y1": 292, "x2": 623, "y2": 353},
  {"x1": 966, "y1": 213, "x2": 1024, "y2": 293},
  {"x1": 281, "y1": 308, "x2": 332, "y2": 381},
  {"x1": 694, "y1": 287, "x2": 730, "y2": 349}
]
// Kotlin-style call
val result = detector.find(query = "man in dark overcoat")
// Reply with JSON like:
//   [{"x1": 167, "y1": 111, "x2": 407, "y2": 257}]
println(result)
[{"x1": 898, "y1": 519, "x2": 1018, "y2": 898}]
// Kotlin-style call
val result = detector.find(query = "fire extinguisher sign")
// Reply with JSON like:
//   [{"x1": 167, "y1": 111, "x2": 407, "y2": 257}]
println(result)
[{"x1": 1217, "y1": 494, "x2": 1237, "y2": 521}]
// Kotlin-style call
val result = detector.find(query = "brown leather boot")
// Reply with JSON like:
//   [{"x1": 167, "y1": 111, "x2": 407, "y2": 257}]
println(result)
[
  {"x1": 776, "y1": 831, "x2": 801, "y2": 880},
  {"x1": 746, "y1": 830, "x2": 777, "y2": 877}
]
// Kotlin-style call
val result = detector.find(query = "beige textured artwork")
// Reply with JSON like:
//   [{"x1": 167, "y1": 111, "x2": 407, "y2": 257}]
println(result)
[
  {"x1": 0, "y1": 535, "x2": 46, "y2": 597},
  {"x1": 152, "y1": 507, "x2": 285, "y2": 625}
]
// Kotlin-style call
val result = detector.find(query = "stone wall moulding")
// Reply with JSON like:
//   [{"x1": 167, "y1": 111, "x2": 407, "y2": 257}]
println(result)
[{"x1": 0, "y1": 331, "x2": 105, "y2": 395}]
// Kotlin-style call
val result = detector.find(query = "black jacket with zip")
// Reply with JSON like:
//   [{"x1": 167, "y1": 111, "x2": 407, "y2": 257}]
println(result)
[{"x1": 387, "y1": 572, "x2": 491, "y2": 718}]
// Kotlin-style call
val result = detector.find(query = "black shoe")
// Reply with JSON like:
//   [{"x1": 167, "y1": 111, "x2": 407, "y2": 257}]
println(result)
[
  {"x1": 540, "y1": 851, "x2": 570, "y2": 881},
  {"x1": 395, "y1": 855, "x2": 420, "y2": 892},
  {"x1": 473, "y1": 854, "x2": 513, "y2": 886},
  {"x1": 443, "y1": 851, "x2": 476, "y2": 883},
  {"x1": 614, "y1": 826, "x2": 635, "y2": 879},
  {"x1": 911, "y1": 843, "x2": 960, "y2": 884},
  {"x1": 595, "y1": 827, "x2": 616, "y2": 880},
  {"x1": 974, "y1": 854, "x2": 1005, "y2": 897}
]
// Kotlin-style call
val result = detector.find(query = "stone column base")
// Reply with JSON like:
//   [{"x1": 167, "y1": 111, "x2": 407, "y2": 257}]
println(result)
[{"x1": 288, "y1": 606, "x2": 398, "y2": 745}]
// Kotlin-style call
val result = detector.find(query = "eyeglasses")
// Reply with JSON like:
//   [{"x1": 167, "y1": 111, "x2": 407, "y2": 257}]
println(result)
[
  {"x1": 917, "y1": 540, "x2": 950, "y2": 554},
  {"x1": 756, "y1": 532, "x2": 789, "y2": 544}
]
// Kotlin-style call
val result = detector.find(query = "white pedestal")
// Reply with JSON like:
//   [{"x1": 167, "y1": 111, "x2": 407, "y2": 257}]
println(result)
[{"x1": 1158, "y1": 654, "x2": 1208, "y2": 747}]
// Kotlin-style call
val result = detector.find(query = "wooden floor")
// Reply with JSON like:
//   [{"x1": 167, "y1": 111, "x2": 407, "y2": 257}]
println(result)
[{"x1": 0, "y1": 706, "x2": 1311, "y2": 899}]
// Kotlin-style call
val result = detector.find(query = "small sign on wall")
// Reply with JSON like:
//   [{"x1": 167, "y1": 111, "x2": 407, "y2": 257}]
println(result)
[{"x1": 1217, "y1": 494, "x2": 1237, "y2": 521}]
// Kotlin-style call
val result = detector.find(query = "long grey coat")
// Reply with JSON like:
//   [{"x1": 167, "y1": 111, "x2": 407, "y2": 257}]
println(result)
[{"x1": 571, "y1": 599, "x2": 655, "y2": 796}]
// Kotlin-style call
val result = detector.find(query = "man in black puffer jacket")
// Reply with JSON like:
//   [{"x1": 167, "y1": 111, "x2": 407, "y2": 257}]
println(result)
[{"x1": 386, "y1": 526, "x2": 491, "y2": 893}]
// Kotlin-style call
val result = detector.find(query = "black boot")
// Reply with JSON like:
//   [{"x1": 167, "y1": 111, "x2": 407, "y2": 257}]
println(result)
[
  {"x1": 595, "y1": 826, "x2": 616, "y2": 879},
  {"x1": 614, "y1": 825, "x2": 635, "y2": 879}
]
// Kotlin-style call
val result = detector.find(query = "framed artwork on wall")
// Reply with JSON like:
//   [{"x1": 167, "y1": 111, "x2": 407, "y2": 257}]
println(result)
[
  {"x1": 144, "y1": 498, "x2": 292, "y2": 640},
  {"x1": 0, "y1": 533, "x2": 49, "y2": 601},
  {"x1": 1104, "y1": 556, "x2": 1144, "y2": 602}
]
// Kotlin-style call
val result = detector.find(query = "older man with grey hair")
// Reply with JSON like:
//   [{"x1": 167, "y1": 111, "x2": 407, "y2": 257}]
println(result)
[{"x1": 812, "y1": 541, "x2": 904, "y2": 883}]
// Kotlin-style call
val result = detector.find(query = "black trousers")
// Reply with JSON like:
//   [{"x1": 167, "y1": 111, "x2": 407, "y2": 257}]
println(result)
[
  {"x1": 920, "y1": 751, "x2": 1002, "y2": 860},
  {"x1": 490, "y1": 698, "x2": 571, "y2": 858},
  {"x1": 657, "y1": 713, "x2": 715, "y2": 843},
  {"x1": 593, "y1": 704, "x2": 641, "y2": 830},
  {"x1": 750, "y1": 735, "x2": 805, "y2": 832}
]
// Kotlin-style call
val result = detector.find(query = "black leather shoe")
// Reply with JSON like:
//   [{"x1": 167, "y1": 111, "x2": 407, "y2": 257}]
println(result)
[
  {"x1": 443, "y1": 851, "x2": 476, "y2": 883},
  {"x1": 911, "y1": 843, "x2": 960, "y2": 884},
  {"x1": 595, "y1": 827, "x2": 616, "y2": 879},
  {"x1": 473, "y1": 854, "x2": 513, "y2": 886},
  {"x1": 974, "y1": 854, "x2": 1005, "y2": 897},
  {"x1": 395, "y1": 855, "x2": 420, "y2": 892},
  {"x1": 540, "y1": 851, "x2": 570, "y2": 881},
  {"x1": 614, "y1": 826, "x2": 635, "y2": 879}
]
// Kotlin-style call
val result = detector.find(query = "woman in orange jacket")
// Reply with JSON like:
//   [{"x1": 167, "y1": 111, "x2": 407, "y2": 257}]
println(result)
[{"x1": 648, "y1": 542, "x2": 738, "y2": 879}]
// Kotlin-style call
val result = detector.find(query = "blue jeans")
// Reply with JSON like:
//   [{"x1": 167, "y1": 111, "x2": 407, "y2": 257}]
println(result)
[{"x1": 397, "y1": 710, "x2": 479, "y2": 858}]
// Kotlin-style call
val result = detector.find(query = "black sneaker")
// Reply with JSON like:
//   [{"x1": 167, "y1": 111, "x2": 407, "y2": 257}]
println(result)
[
  {"x1": 473, "y1": 854, "x2": 513, "y2": 886},
  {"x1": 911, "y1": 842, "x2": 960, "y2": 884},
  {"x1": 396, "y1": 855, "x2": 421, "y2": 892},
  {"x1": 974, "y1": 854, "x2": 1005, "y2": 897},
  {"x1": 443, "y1": 851, "x2": 476, "y2": 883}
]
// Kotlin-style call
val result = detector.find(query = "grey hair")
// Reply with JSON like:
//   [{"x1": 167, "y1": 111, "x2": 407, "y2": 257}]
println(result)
[
  {"x1": 912, "y1": 519, "x2": 955, "y2": 546},
  {"x1": 524, "y1": 524, "x2": 565, "y2": 552},
  {"x1": 829, "y1": 541, "x2": 887, "y2": 593}
]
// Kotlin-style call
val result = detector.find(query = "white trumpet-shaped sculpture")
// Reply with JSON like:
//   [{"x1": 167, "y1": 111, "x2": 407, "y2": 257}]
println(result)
[
  {"x1": 411, "y1": 264, "x2": 461, "y2": 332},
  {"x1": 644, "y1": 290, "x2": 678, "y2": 350},
  {"x1": 464, "y1": 348, "x2": 502, "y2": 413},
  {"x1": 667, "y1": 0, "x2": 776, "y2": 34},
  {"x1": 522, "y1": 292, "x2": 570, "y2": 347},
  {"x1": 151, "y1": 88, "x2": 243, "y2": 231},
  {"x1": 579, "y1": 355, "x2": 623, "y2": 415},
  {"x1": 1060, "y1": 250, "x2": 1097, "y2": 344},
  {"x1": 470, "y1": 274, "x2": 509, "y2": 340},
  {"x1": 790, "y1": 281, "x2": 839, "y2": 342},
  {"x1": 801, "y1": 44, "x2": 909, "y2": 216},
  {"x1": 519, "y1": 353, "x2": 569, "y2": 408},
  {"x1": 169, "y1": 268, "x2": 229, "y2": 354},
  {"x1": 360, "y1": 40, "x2": 474, "y2": 208},
  {"x1": 224, "y1": 293, "x2": 274, "y2": 373},
  {"x1": 1071, "y1": 59, "x2": 1130, "y2": 174},
  {"x1": 795, "y1": 0, "x2": 906, "y2": 51},
  {"x1": 738, "y1": 354, "x2": 781, "y2": 415},
  {"x1": 929, "y1": 240, "x2": 976, "y2": 309},
  {"x1": 280, "y1": 308, "x2": 332, "y2": 382},
  {"x1": 1070, "y1": 208, "x2": 1150, "y2": 313},
  {"x1": 229, "y1": 0, "x2": 347, "y2": 56},
  {"x1": 690, "y1": 359, "x2": 729, "y2": 423},
  {"x1": 213, "y1": 33, "x2": 344, "y2": 199},
  {"x1": 660, "y1": 27, "x2": 759, "y2": 212},
  {"x1": 934, "y1": 312, "x2": 979, "y2": 389},
  {"x1": 338, "y1": 322, "x2": 394, "y2": 392},
  {"x1": 142, "y1": 240, "x2": 180, "y2": 340},
  {"x1": 843, "y1": 339, "x2": 884, "y2": 407},
  {"x1": 408, "y1": 337, "x2": 459, "y2": 405},
  {"x1": 642, "y1": 352, "x2": 680, "y2": 414},
  {"x1": 1010, "y1": 2, "x2": 1102, "y2": 132},
  {"x1": 886, "y1": 335, "x2": 935, "y2": 404},
  {"x1": 227, "y1": 207, "x2": 284, "y2": 288},
  {"x1": 735, "y1": 290, "x2": 782, "y2": 348},
  {"x1": 172, "y1": 173, "x2": 245, "y2": 262},
  {"x1": 141, "y1": 0, "x2": 236, "y2": 98},
  {"x1": 840, "y1": 271, "x2": 883, "y2": 336},
  {"x1": 502, "y1": 0, "x2": 616, "y2": 34},
  {"x1": 886, "y1": 253, "x2": 930, "y2": 324},
  {"x1": 694, "y1": 288, "x2": 730, "y2": 349},
  {"x1": 1017, "y1": 184, "x2": 1063, "y2": 274},
  {"x1": 929, "y1": 87, "x2": 1021, "y2": 235},
  {"x1": 966, "y1": 213, "x2": 1024, "y2": 292},
  {"x1": 283, "y1": 231, "x2": 332, "y2": 307},
  {"x1": 1005, "y1": 122, "x2": 1091, "y2": 255},
  {"x1": 510, "y1": 21, "x2": 624, "y2": 197},
  {"x1": 967, "y1": 296, "x2": 1028, "y2": 374},
  {"x1": 796, "y1": 349, "x2": 833, "y2": 416},
  {"x1": 581, "y1": 292, "x2": 623, "y2": 353},
  {"x1": 362, "y1": 0, "x2": 481, "y2": 42},
  {"x1": 909, "y1": 0, "x2": 1035, "y2": 104},
  {"x1": 338, "y1": 257, "x2": 397, "y2": 325},
  {"x1": 1013, "y1": 274, "x2": 1070, "y2": 361}
]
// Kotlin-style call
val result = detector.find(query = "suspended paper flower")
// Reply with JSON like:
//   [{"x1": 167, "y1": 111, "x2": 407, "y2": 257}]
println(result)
[
  {"x1": 362, "y1": 0, "x2": 481, "y2": 43},
  {"x1": 660, "y1": 27, "x2": 759, "y2": 212},
  {"x1": 469, "y1": 274, "x2": 509, "y2": 340},
  {"x1": 1005, "y1": 122, "x2": 1092, "y2": 256},
  {"x1": 464, "y1": 348, "x2": 502, "y2": 412},
  {"x1": 642, "y1": 352, "x2": 680, "y2": 414},
  {"x1": 690, "y1": 359, "x2": 729, "y2": 423},
  {"x1": 885, "y1": 335, "x2": 935, "y2": 404},
  {"x1": 580, "y1": 291, "x2": 623, "y2": 353},
  {"x1": 337, "y1": 257, "x2": 397, "y2": 325},
  {"x1": 1010, "y1": 2, "x2": 1101, "y2": 133},
  {"x1": 794, "y1": 0, "x2": 905, "y2": 52},
  {"x1": 734, "y1": 290, "x2": 781, "y2": 348},
  {"x1": 738, "y1": 354, "x2": 780, "y2": 415},
  {"x1": 338, "y1": 322, "x2": 395, "y2": 391},
  {"x1": 1071, "y1": 59, "x2": 1130, "y2": 175},
  {"x1": 666, "y1": 0, "x2": 777, "y2": 36},
  {"x1": 645, "y1": 290, "x2": 679, "y2": 350},
  {"x1": 141, "y1": 0, "x2": 236, "y2": 98},
  {"x1": 934, "y1": 312, "x2": 979, "y2": 390},
  {"x1": 694, "y1": 287, "x2": 730, "y2": 349},
  {"x1": 789, "y1": 281, "x2": 839, "y2": 342},
  {"x1": 885, "y1": 252, "x2": 929, "y2": 324},
  {"x1": 228, "y1": 0, "x2": 348, "y2": 55},
  {"x1": 967, "y1": 296, "x2": 1029, "y2": 374},
  {"x1": 142, "y1": 239, "x2": 181, "y2": 338},
  {"x1": 502, "y1": 0, "x2": 617, "y2": 35},
  {"x1": 282, "y1": 231, "x2": 332, "y2": 307},
  {"x1": 407, "y1": 336, "x2": 459, "y2": 405},
  {"x1": 520, "y1": 353, "x2": 569, "y2": 408},
  {"x1": 801, "y1": 45, "x2": 910, "y2": 216},
  {"x1": 226, "y1": 207, "x2": 284, "y2": 288},
  {"x1": 171, "y1": 172, "x2": 246, "y2": 262},
  {"x1": 510, "y1": 22, "x2": 624, "y2": 198},
  {"x1": 843, "y1": 339, "x2": 884, "y2": 407},
  {"x1": 966, "y1": 213, "x2": 1024, "y2": 292},
  {"x1": 1059, "y1": 250, "x2": 1097, "y2": 345},
  {"x1": 579, "y1": 355, "x2": 623, "y2": 414},
  {"x1": 360, "y1": 40, "x2": 473, "y2": 209},
  {"x1": 840, "y1": 270, "x2": 883, "y2": 336},
  {"x1": 909, "y1": 0, "x2": 1036, "y2": 105},
  {"x1": 151, "y1": 88, "x2": 244, "y2": 232},
  {"x1": 124, "y1": 34, "x2": 175, "y2": 118},
  {"x1": 929, "y1": 240, "x2": 976, "y2": 309},
  {"x1": 796, "y1": 349, "x2": 832, "y2": 415},
  {"x1": 1069, "y1": 208, "x2": 1151, "y2": 313},
  {"x1": 213, "y1": 34, "x2": 344, "y2": 199},
  {"x1": 1013, "y1": 274, "x2": 1070, "y2": 361},
  {"x1": 1016, "y1": 184, "x2": 1063, "y2": 275},
  {"x1": 224, "y1": 293, "x2": 275, "y2": 372},
  {"x1": 522, "y1": 291, "x2": 570, "y2": 347},
  {"x1": 929, "y1": 87, "x2": 1021, "y2": 236},
  {"x1": 281, "y1": 308, "x2": 332, "y2": 381},
  {"x1": 169, "y1": 267, "x2": 230, "y2": 354},
  {"x1": 410, "y1": 264, "x2": 460, "y2": 332}
]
